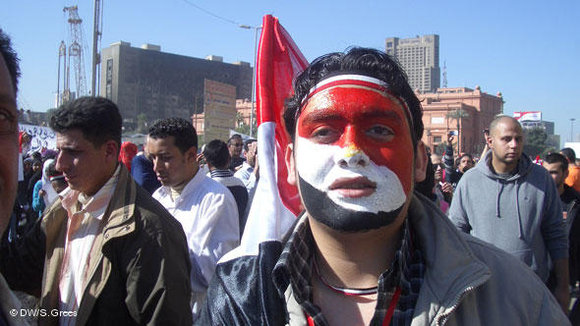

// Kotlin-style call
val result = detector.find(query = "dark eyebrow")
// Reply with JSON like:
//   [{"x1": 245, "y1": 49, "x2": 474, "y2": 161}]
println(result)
[
  {"x1": 299, "y1": 110, "x2": 344, "y2": 125},
  {"x1": 362, "y1": 109, "x2": 402, "y2": 123},
  {"x1": 0, "y1": 93, "x2": 17, "y2": 109}
]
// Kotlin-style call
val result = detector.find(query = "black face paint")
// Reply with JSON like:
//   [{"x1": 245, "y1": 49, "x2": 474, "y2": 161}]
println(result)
[{"x1": 298, "y1": 176, "x2": 403, "y2": 232}]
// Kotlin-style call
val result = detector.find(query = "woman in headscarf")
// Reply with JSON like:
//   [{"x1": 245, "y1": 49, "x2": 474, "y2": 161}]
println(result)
[{"x1": 119, "y1": 141, "x2": 138, "y2": 172}]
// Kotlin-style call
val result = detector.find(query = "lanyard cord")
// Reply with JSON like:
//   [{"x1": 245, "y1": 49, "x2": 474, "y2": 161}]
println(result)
[{"x1": 305, "y1": 286, "x2": 401, "y2": 326}]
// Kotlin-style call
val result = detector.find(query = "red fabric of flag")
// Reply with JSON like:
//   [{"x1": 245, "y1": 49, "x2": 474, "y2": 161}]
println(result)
[{"x1": 255, "y1": 14, "x2": 308, "y2": 216}]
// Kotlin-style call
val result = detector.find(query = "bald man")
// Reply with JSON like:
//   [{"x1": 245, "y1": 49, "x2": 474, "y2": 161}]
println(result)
[{"x1": 449, "y1": 116, "x2": 570, "y2": 313}]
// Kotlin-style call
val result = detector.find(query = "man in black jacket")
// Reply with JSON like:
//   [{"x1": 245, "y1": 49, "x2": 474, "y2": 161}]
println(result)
[
  {"x1": 197, "y1": 47, "x2": 568, "y2": 326},
  {"x1": 443, "y1": 134, "x2": 474, "y2": 188}
]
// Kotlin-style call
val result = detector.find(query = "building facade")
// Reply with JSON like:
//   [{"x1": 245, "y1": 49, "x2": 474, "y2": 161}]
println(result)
[
  {"x1": 191, "y1": 99, "x2": 255, "y2": 144},
  {"x1": 100, "y1": 41, "x2": 252, "y2": 130},
  {"x1": 419, "y1": 86, "x2": 504, "y2": 156},
  {"x1": 385, "y1": 34, "x2": 440, "y2": 93}
]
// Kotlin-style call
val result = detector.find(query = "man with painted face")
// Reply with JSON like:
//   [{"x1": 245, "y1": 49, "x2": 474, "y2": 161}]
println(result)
[
  {"x1": 198, "y1": 48, "x2": 568, "y2": 325},
  {"x1": 0, "y1": 28, "x2": 30, "y2": 325}
]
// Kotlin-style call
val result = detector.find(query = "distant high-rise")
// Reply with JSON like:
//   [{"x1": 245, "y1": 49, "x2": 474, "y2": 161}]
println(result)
[{"x1": 385, "y1": 35, "x2": 440, "y2": 93}]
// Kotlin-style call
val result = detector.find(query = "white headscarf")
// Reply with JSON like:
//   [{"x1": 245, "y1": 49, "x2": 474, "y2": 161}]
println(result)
[{"x1": 41, "y1": 159, "x2": 58, "y2": 207}]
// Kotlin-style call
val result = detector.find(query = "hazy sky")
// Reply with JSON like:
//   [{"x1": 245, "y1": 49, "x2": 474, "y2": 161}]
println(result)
[{"x1": 2, "y1": 0, "x2": 579, "y2": 145}]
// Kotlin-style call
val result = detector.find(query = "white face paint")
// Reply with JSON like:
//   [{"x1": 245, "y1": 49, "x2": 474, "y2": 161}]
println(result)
[{"x1": 295, "y1": 136, "x2": 406, "y2": 214}]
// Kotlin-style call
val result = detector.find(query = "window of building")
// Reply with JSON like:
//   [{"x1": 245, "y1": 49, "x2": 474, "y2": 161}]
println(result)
[{"x1": 433, "y1": 136, "x2": 442, "y2": 143}]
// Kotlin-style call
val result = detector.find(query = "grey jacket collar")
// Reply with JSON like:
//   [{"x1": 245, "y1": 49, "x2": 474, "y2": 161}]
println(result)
[
  {"x1": 476, "y1": 150, "x2": 533, "y2": 181},
  {"x1": 408, "y1": 193, "x2": 491, "y2": 323}
]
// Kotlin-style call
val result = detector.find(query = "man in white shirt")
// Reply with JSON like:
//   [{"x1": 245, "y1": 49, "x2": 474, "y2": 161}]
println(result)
[
  {"x1": 147, "y1": 118, "x2": 239, "y2": 320},
  {"x1": 234, "y1": 138, "x2": 258, "y2": 194}
]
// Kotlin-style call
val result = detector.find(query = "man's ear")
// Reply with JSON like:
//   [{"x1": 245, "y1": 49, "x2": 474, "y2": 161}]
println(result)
[
  {"x1": 285, "y1": 143, "x2": 296, "y2": 186},
  {"x1": 105, "y1": 140, "x2": 119, "y2": 163},
  {"x1": 414, "y1": 141, "x2": 428, "y2": 183},
  {"x1": 486, "y1": 134, "x2": 494, "y2": 149},
  {"x1": 186, "y1": 146, "x2": 198, "y2": 163},
  {"x1": 563, "y1": 168, "x2": 570, "y2": 180}
]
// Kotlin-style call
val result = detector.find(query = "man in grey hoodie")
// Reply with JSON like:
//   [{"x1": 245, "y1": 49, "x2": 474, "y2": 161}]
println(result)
[{"x1": 449, "y1": 115, "x2": 570, "y2": 313}]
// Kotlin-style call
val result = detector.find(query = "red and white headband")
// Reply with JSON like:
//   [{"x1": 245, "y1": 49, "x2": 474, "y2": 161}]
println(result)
[{"x1": 300, "y1": 74, "x2": 413, "y2": 125}]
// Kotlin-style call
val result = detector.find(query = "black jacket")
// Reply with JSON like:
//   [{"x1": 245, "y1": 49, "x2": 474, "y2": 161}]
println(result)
[
  {"x1": 563, "y1": 185, "x2": 580, "y2": 284},
  {"x1": 196, "y1": 241, "x2": 287, "y2": 325}
]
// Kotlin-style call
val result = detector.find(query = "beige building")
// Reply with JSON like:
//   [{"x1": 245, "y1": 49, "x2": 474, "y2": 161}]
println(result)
[
  {"x1": 236, "y1": 99, "x2": 254, "y2": 127},
  {"x1": 419, "y1": 86, "x2": 504, "y2": 156},
  {"x1": 191, "y1": 99, "x2": 255, "y2": 144},
  {"x1": 386, "y1": 35, "x2": 440, "y2": 93}
]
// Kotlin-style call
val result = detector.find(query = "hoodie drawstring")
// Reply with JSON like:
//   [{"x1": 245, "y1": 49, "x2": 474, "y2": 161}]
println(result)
[
  {"x1": 515, "y1": 180, "x2": 524, "y2": 240},
  {"x1": 496, "y1": 179, "x2": 524, "y2": 240},
  {"x1": 496, "y1": 180, "x2": 502, "y2": 218}
]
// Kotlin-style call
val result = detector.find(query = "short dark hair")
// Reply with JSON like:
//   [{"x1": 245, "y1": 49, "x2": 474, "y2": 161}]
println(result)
[
  {"x1": 283, "y1": 47, "x2": 423, "y2": 146},
  {"x1": 227, "y1": 134, "x2": 243, "y2": 146},
  {"x1": 544, "y1": 152, "x2": 569, "y2": 172},
  {"x1": 47, "y1": 161, "x2": 60, "y2": 178},
  {"x1": 560, "y1": 148, "x2": 576, "y2": 163},
  {"x1": 243, "y1": 139, "x2": 256, "y2": 152},
  {"x1": 0, "y1": 28, "x2": 20, "y2": 94},
  {"x1": 203, "y1": 139, "x2": 230, "y2": 170},
  {"x1": 148, "y1": 117, "x2": 198, "y2": 154},
  {"x1": 50, "y1": 96, "x2": 122, "y2": 150},
  {"x1": 457, "y1": 153, "x2": 474, "y2": 165}
]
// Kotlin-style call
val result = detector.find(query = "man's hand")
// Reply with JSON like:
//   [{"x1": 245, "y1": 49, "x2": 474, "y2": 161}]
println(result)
[
  {"x1": 253, "y1": 154, "x2": 259, "y2": 179},
  {"x1": 38, "y1": 189, "x2": 46, "y2": 197},
  {"x1": 554, "y1": 283, "x2": 570, "y2": 314},
  {"x1": 553, "y1": 258, "x2": 571, "y2": 314},
  {"x1": 440, "y1": 182, "x2": 453, "y2": 195},
  {"x1": 447, "y1": 134, "x2": 454, "y2": 144}
]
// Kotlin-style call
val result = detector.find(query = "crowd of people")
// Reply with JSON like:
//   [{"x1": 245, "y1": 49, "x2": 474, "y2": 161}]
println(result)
[{"x1": 0, "y1": 27, "x2": 578, "y2": 326}]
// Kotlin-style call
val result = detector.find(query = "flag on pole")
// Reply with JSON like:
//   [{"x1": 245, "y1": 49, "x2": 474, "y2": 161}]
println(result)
[{"x1": 222, "y1": 14, "x2": 308, "y2": 260}]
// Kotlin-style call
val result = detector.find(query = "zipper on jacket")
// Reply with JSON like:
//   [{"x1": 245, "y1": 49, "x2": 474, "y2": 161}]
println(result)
[{"x1": 435, "y1": 278, "x2": 487, "y2": 325}]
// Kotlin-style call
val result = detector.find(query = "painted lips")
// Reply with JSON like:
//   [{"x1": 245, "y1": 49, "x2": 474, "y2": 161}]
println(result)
[{"x1": 328, "y1": 176, "x2": 377, "y2": 198}]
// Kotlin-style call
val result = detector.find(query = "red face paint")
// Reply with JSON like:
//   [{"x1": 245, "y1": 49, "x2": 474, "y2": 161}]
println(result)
[{"x1": 297, "y1": 86, "x2": 414, "y2": 193}]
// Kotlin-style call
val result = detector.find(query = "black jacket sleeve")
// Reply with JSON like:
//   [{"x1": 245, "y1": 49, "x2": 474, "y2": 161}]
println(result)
[{"x1": 0, "y1": 216, "x2": 45, "y2": 296}]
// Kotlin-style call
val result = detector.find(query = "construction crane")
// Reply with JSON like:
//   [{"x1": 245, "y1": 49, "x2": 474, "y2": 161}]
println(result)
[
  {"x1": 91, "y1": 0, "x2": 103, "y2": 96},
  {"x1": 61, "y1": 5, "x2": 88, "y2": 103},
  {"x1": 56, "y1": 41, "x2": 66, "y2": 106}
]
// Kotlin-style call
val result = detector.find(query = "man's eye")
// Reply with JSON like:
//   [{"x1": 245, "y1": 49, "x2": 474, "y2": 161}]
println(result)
[
  {"x1": 0, "y1": 109, "x2": 17, "y2": 135},
  {"x1": 311, "y1": 128, "x2": 339, "y2": 143},
  {"x1": 366, "y1": 125, "x2": 394, "y2": 140}
]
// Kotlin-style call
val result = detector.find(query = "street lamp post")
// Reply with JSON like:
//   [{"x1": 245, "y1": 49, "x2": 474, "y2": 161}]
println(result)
[{"x1": 240, "y1": 24, "x2": 262, "y2": 138}]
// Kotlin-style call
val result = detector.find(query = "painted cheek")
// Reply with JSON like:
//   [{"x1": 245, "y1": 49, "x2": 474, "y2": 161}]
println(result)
[
  {"x1": 377, "y1": 145, "x2": 414, "y2": 193},
  {"x1": 294, "y1": 136, "x2": 336, "y2": 187}
]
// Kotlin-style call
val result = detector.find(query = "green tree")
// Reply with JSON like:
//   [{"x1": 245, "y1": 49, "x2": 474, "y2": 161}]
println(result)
[
  {"x1": 234, "y1": 112, "x2": 257, "y2": 136},
  {"x1": 446, "y1": 109, "x2": 469, "y2": 153},
  {"x1": 136, "y1": 113, "x2": 148, "y2": 133},
  {"x1": 523, "y1": 127, "x2": 549, "y2": 158},
  {"x1": 44, "y1": 108, "x2": 57, "y2": 126}
]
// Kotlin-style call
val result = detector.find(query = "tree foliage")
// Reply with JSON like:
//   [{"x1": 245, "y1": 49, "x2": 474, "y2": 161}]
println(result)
[
  {"x1": 234, "y1": 111, "x2": 257, "y2": 136},
  {"x1": 523, "y1": 127, "x2": 551, "y2": 158}
]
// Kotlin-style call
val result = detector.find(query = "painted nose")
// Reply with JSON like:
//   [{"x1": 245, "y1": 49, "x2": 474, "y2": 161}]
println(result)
[{"x1": 335, "y1": 144, "x2": 370, "y2": 168}]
